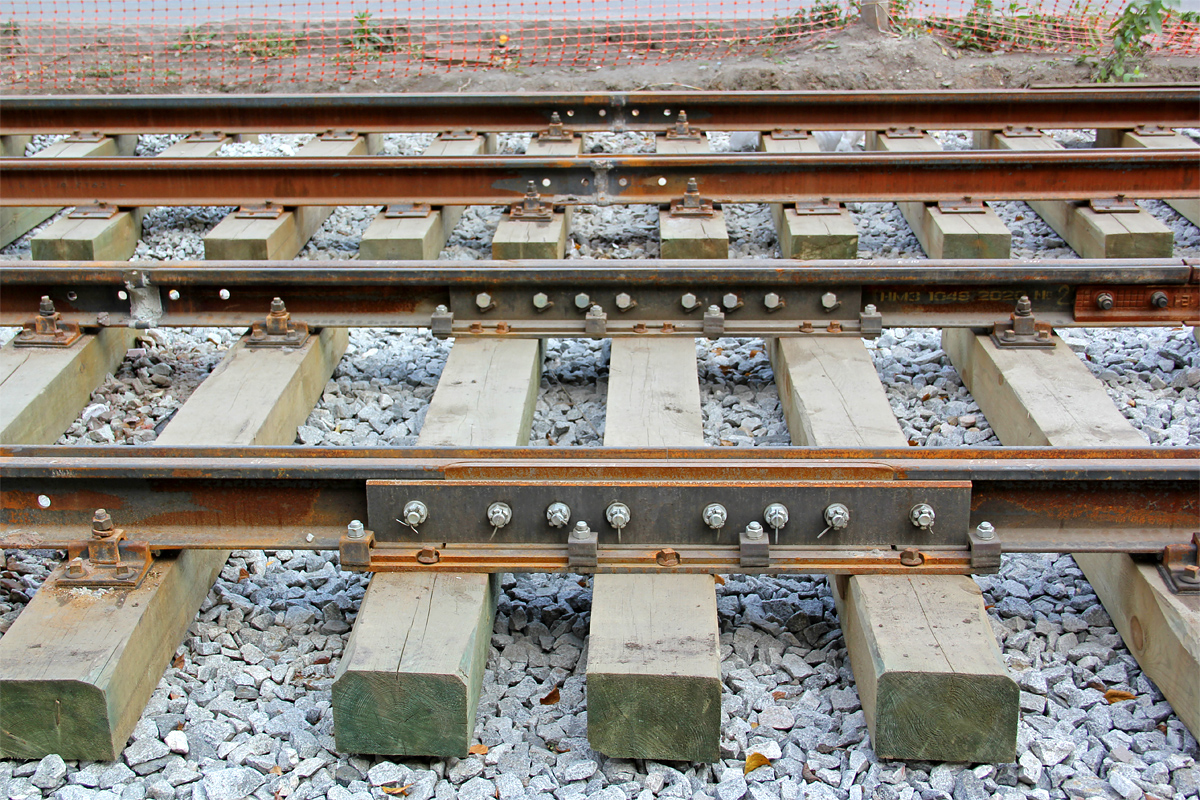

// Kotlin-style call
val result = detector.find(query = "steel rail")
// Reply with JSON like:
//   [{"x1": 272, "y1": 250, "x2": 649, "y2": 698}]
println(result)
[
  {"x1": 3, "y1": 259, "x2": 1195, "y2": 331},
  {"x1": 2, "y1": 88, "x2": 1197, "y2": 134},
  {"x1": 2, "y1": 447, "x2": 1195, "y2": 572},
  {"x1": 2, "y1": 151, "x2": 1196, "y2": 207}
]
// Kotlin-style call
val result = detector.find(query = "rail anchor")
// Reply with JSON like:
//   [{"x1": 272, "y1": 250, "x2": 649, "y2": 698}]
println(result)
[
  {"x1": 247, "y1": 297, "x2": 311, "y2": 348},
  {"x1": 1158, "y1": 532, "x2": 1200, "y2": 594},
  {"x1": 59, "y1": 508, "x2": 154, "y2": 589},
  {"x1": 13, "y1": 295, "x2": 83, "y2": 348},
  {"x1": 991, "y1": 295, "x2": 1055, "y2": 349}
]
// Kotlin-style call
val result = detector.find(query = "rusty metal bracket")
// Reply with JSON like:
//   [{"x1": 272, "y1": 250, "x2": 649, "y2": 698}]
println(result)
[
  {"x1": 792, "y1": 199, "x2": 842, "y2": 216},
  {"x1": 968, "y1": 522, "x2": 1002, "y2": 573},
  {"x1": 186, "y1": 131, "x2": 227, "y2": 143},
  {"x1": 384, "y1": 203, "x2": 434, "y2": 218},
  {"x1": 68, "y1": 202, "x2": 120, "y2": 220},
  {"x1": 567, "y1": 522, "x2": 598, "y2": 569},
  {"x1": 770, "y1": 130, "x2": 810, "y2": 140},
  {"x1": 860, "y1": 304, "x2": 883, "y2": 339},
  {"x1": 538, "y1": 112, "x2": 575, "y2": 142},
  {"x1": 431, "y1": 304, "x2": 454, "y2": 338},
  {"x1": 1002, "y1": 126, "x2": 1044, "y2": 137},
  {"x1": 64, "y1": 130, "x2": 105, "y2": 143},
  {"x1": 1133, "y1": 125, "x2": 1175, "y2": 137},
  {"x1": 13, "y1": 296, "x2": 83, "y2": 348},
  {"x1": 440, "y1": 129, "x2": 477, "y2": 141},
  {"x1": 320, "y1": 129, "x2": 359, "y2": 142},
  {"x1": 740, "y1": 524, "x2": 770, "y2": 568},
  {"x1": 247, "y1": 297, "x2": 311, "y2": 348},
  {"x1": 937, "y1": 199, "x2": 987, "y2": 214},
  {"x1": 885, "y1": 126, "x2": 925, "y2": 139},
  {"x1": 584, "y1": 304, "x2": 607, "y2": 337},
  {"x1": 1089, "y1": 197, "x2": 1142, "y2": 214},
  {"x1": 509, "y1": 182, "x2": 555, "y2": 222},
  {"x1": 236, "y1": 202, "x2": 286, "y2": 220},
  {"x1": 339, "y1": 525, "x2": 375, "y2": 571},
  {"x1": 59, "y1": 509, "x2": 154, "y2": 589},
  {"x1": 703, "y1": 305, "x2": 725, "y2": 338},
  {"x1": 664, "y1": 111, "x2": 702, "y2": 141},
  {"x1": 1158, "y1": 532, "x2": 1199, "y2": 594},
  {"x1": 670, "y1": 178, "x2": 715, "y2": 218},
  {"x1": 991, "y1": 295, "x2": 1055, "y2": 348}
]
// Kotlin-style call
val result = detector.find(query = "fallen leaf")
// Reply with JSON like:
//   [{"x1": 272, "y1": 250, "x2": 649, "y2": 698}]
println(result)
[
  {"x1": 577, "y1": 578, "x2": 588, "y2": 588},
  {"x1": 172, "y1": 654, "x2": 185, "y2": 669},
  {"x1": 270, "y1": 766, "x2": 282, "y2": 775},
  {"x1": 540, "y1": 687, "x2": 560, "y2": 705},
  {"x1": 773, "y1": 691, "x2": 787, "y2": 700},
  {"x1": 237, "y1": 567, "x2": 249, "y2": 581},
  {"x1": 750, "y1": 722, "x2": 759, "y2": 729},
  {"x1": 1086, "y1": 680, "x2": 1106, "y2": 692},
  {"x1": 313, "y1": 655, "x2": 331, "y2": 666},
  {"x1": 713, "y1": 575, "x2": 726, "y2": 585},
  {"x1": 468, "y1": 743, "x2": 489, "y2": 755},
  {"x1": 1105, "y1": 689, "x2": 1136, "y2": 704},
  {"x1": 744, "y1": 752, "x2": 771, "y2": 775},
  {"x1": 381, "y1": 785, "x2": 413, "y2": 796}
]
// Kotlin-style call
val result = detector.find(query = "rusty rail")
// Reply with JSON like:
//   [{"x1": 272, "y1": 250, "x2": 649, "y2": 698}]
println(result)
[
  {"x1": 3, "y1": 258, "x2": 1195, "y2": 332},
  {"x1": 2, "y1": 151, "x2": 1197, "y2": 207},
  {"x1": 2, "y1": 88, "x2": 1197, "y2": 134},
  {"x1": 2, "y1": 446, "x2": 1195, "y2": 578}
]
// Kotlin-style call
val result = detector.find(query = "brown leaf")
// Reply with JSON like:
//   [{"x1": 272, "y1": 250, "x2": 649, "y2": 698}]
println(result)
[
  {"x1": 270, "y1": 766, "x2": 282, "y2": 775},
  {"x1": 750, "y1": 722, "x2": 759, "y2": 729},
  {"x1": 713, "y1": 575, "x2": 726, "y2": 585},
  {"x1": 313, "y1": 655, "x2": 331, "y2": 666},
  {"x1": 172, "y1": 654, "x2": 185, "y2": 669},
  {"x1": 773, "y1": 691, "x2": 787, "y2": 700},
  {"x1": 1086, "y1": 680, "x2": 1106, "y2": 692},
  {"x1": 468, "y1": 744, "x2": 489, "y2": 755},
  {"x1": 539, "y1": 687, "x2": 561, "y2": 705},
  {"x1": 744, "y1": 752, "x2": 771, "y2": 775},
  {"x1": 1105, "y1": 689, "x2": 1137, "y2": 704},
  {"x1": 577, "y1": 578, "x2": 588, "y2": 588},
  {"x1": 237, "y1": 567, "x2": 249, "y2": 581},
  {"x1": 381, "y1": 785, "x2": 413, "y2": 796}
]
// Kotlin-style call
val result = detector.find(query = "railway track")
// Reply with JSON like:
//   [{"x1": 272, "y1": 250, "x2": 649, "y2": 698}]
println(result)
[{"x1": 0, "y1": 89, "x2": 1197, "y2": 771}]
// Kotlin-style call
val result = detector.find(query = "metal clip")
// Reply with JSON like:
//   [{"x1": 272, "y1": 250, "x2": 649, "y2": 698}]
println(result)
[
  {"x1": 185, "y1": 131, "x2": 227, "y2": 143},
  {"x1": 65, "y1": 130, "x2": 105, "y2": 143},
  {"x1": 739, "y1": 522, "x2": 770, "y2": 568},
  {"x1": 991, "y1": 295, "x2": 1055, "y2": 349},
  {"x1": 791, "y1": 199, "x2": 841, "y2": 216},
  {"x1": 1002, "y1": 126, "x2": 1044, "y2": 137},
  {"x1": 1089, "y1": 197, "x2": 1142, "y2": 214},
  {"x1": 509, "y1": 181, "x2": 555, "y2": 222},
  {"x1": 59, "y1": 509, "x2": 154, "y2": 589},
  {"x1": 440, "y1": 129, "x2": 477, "y2": 141},
  {"x1": 968, "y1": 521, "x2": 1002, "y2": 573},
  {"x1": 769, "y1": 129, "x2": 809, "y2": 140},
  {"x1": 885, "y1": 126, "x2": 925, "y2": 139},
  {"x1": 246, "y1": 297, "x2": 311, "y2": 348},
  {"x1": 936, "y1": 198, "x2": 987, "y2": 214},
  {"x1": 68, "y1": 202, "x2": 120, "y2": 220},
  {"x1": 1158, "y1": 532, "x2": 1199, "y2": 594},
  {"x1": 320, "y1": 129, "x2": 359, "y2": 142},
  {"x1": 859, "y1": 304, "x2": 883, "y2": 339},
  {"x1": 664, "y1": 111, "x2": 701, "y2": 141},
  {"x1": 13, "y1": 296, "x2": 83, "y2": 348},
  {"x1": 384, "y1": 203, "x2": 434, "y2": 218},
  {"x1": 567, "y1": 521, "x2": 598, "y2": 570},
  {"x1": 1133, "y1": 125, "x2": 1174, "y2": 137},
  {"x1": 339, "y1": 522, "x2": 375, "y2": 572},
  {"x1": 584, "y1": 305, "x2": 607, "y2": 338},
  {"x1": 430, "y1": 304, "x2": 453, "y2": 338},
  {"x1": 538, "y1": 112, "x2": 574, "y2": 142},
  {"x1": 670, "y1": 178, "x2": 715, "y2": 218},
  {"x1": 703, "y1": 305, "x2": 725, "y2": 338},
  {"x1": 236, "y1": 202, "x2": 286, "y2": 220}
]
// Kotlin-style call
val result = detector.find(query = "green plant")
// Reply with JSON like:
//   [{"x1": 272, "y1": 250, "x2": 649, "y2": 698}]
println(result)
[
  {"x1": 1097, "y1": 0, "x2": 1179, "y2": 81},
  {"x1": 348, "y1": 11, "x2": 399, "y2": 56},
  {"x1": 234, "y1": 32, "x2": 299, "y2": 60},
  {"x1": 170, "y1": 26, "x2": 216, "y2": 53}
]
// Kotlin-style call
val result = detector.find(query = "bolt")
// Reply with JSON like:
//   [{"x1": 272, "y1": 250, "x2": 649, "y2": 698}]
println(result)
[
  {"x1": 1181, "y1": 565, "x2": 1200, "y2": 584},
  {"x1": 764, "y1": 292, "x2": 782, "y2": 310},
  {"x1": 744, "y1": 521, "x2": 765, "y2": 540},
  {"x1": 65, "y1": 557, "x2": 86, "y2": 578},
  {"x1": 821, "y1": 292, "x2": 838, "y2": 310},
  {"x1": 168, "y1": 289, "x2": 181, "y2": 301},
  {"x1": 571, "y1": 520, "x2": 593, "y2": 540},
  {"x1": 487, "y1": 502, "x2": 513, "y2": 528},
  {"x1": 532, "y1": 292, "x2": 550, "y2": 309},
  {"x1": 722, "y1": 293, "x2": 740, "y2": 310},
  {"x1": 1015, "y1": 295, "x2": 1032, "y2": 316},
  {"x1": 416, "y1": 546, "x2": 440, "y2": 564},
  {"x1": 1096, "y1": 292, "x2": 1115, "y2": 310},
  {"x1": 270, "y1": 297, "x2": 287, "y2": 314},
  {"x1": 92, "y1": 508, "x2": 114, "y2": 536},
  {"x1": 864, "y1": 304, "x2": 878, "y2": 315},
  {"x1": 681, "y1": 292, "x2": 699, "y2": 311},
  {"x1": 899, "y1": 547, "x2": 924, "y2": 567},
  {"x1": 655, "y1": 548, "x2": 681, "y2": 567},
  {"x1": 823, "y1": 503, "x2": 850, "y2": 531},
  {"x1": 707, "y1": 305, "x2": 721, "y2": 316},
  {"x1": 1151, "y1": 291, "x2": 1169, "y2": 309},
  {"x1": 910, "y1": 504, "x2": 936, "y2": 530},
  {"x1": 475, "y1": 292, "x2": 493, "y2": 311},
  {"x1": 702, "y1": 503, "x2": 727, "y2": 530},
  {"x1": 435, "y1": 304, "x2": 449, "y2": 313},
  {"x1": 975, "y1": 521, "x2": 996, "y2": 541},
  {"x1": 546, "y1": 502, "x2": 571, "y2": 528},
  {"x1": 402, "y1": 500, "x2": 429, "y2": 527},
  {"x1": 347, "y1": 519, "x2": 365, "y2": 540},
  {"x1": 574, "y1": 292, "x2": 591, "y2": 309},
  {"x1": 219, "y1": 288, "x2": 231, "y2": 300},
  {"x1": 615, "y1": 292, "x2": 634, "y2": 311},
  {"x1": 114, "y1": 565, "x2": 135, "y2": 580},
  {"x1": 764, "y1": 503, "x2": 789, "y2": 530},
  {"x1": 39, "y1": 295, "x2": 55, "y2": 316},
  {"x1": 606, "y1": 502, "x2": 631, "y2": 529}
]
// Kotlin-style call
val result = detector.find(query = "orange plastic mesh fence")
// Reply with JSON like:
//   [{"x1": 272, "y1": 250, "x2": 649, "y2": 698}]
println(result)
[{"x1": 0, "y1": 1, "x2": 1195, "y2": 92}]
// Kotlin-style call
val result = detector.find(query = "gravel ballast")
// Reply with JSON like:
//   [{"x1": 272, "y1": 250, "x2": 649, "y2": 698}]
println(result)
[{"x1": 1, "y1": 127, "x2": 1198, "y2": 800}]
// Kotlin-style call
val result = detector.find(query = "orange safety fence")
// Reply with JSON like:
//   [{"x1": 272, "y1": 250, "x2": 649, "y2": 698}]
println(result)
[{"x1": 0, "y1": 1, "x2": 1195, "y2": 92}]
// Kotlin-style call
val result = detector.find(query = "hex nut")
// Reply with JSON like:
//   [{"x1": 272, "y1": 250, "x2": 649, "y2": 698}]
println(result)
[
  {"x1": 574, "y1": 293, "x2": 591, "y2": 309},
  {"x1": 702, "y1": 503, "x2": 727, "y2": 530},
  {"x1": 475, "y1": 292, "x2": 493, "y2": 310},
  {"x1": 533, "y1": 292, "x2": 550, "y2": 309},
  {"x1": 402, "y1": 500, "x2": 429, "y2": 526},
  {"x1": 615, "y1": 292, "x2": 634, "y2": 310},
  {"x1": 764, "y1": 292, "x2": 782, "y2": 310},
  {"x1": 821, "y1": 292, "x2": 838, "y2": 310},
  {"x1": 722, "y1": 293, "x2": 740, "y2": 310},
  {"x1": 681, "y1": 292, "x2": 699, "y2": 310},
  {"x1": 546, "y1": 502, "x2": 571, "y2": 528}
]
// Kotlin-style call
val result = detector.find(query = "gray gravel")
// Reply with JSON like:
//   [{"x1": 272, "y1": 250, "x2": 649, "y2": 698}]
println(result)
[{"x1": 2, "y1": 130, "x2": 1199, "y2": 800}]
